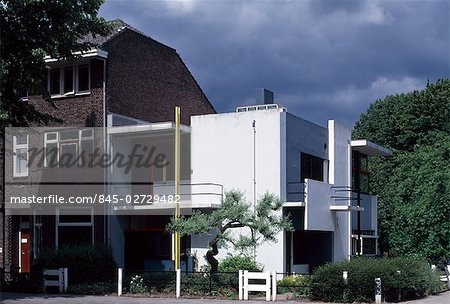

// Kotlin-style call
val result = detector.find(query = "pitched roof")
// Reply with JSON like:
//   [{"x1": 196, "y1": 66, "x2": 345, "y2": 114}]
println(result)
[{"x1": 78, "y1": 19, "x2": 146, "y2": 47}]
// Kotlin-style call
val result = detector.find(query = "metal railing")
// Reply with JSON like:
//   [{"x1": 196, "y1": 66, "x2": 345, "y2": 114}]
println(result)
[
  {"x1": 124, "y1": 270, "x2": 238, "y2": 296},
  {"x1": 110, "y1": 182, "x2": 224, "y2": 206},
  {"x1": 286, "y1": 182, "x2": 306, "y2": 203}
]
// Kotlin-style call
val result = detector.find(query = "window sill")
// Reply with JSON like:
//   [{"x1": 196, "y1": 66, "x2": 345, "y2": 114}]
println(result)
[{"x1": 50, "y1": 92, "x2": 91, "y2": 99}]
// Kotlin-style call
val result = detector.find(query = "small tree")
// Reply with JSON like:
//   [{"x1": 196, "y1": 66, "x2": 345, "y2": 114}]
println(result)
[{"x1": 166, "y1": 190, "x2": 293, "y2": 272}]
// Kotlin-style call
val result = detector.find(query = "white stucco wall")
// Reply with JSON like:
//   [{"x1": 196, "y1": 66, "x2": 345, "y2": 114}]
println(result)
[
  {"x1": 328, "y1": 120, "x2": 352, "y2": 262},
  {"x1": 190, "y1": 109, "x2": 285, "y2": 272},
  {"x1": 305, "y1": 179, "x2": 334, "y2": 231}
]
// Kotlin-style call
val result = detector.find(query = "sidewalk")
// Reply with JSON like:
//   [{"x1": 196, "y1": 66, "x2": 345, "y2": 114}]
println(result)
[{"x1": 1, "y1": 291, "x2": 448, "y2": 304}]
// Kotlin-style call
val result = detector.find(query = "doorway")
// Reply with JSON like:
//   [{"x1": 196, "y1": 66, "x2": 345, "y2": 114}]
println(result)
[{"x1": 20, "y1": 230, "x2": 31, "y2": 273}]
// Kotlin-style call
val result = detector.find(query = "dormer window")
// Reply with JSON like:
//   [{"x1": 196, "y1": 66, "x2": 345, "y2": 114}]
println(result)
[{"x1": 48, "y1": 63, "x2": 90, "y2": 97}]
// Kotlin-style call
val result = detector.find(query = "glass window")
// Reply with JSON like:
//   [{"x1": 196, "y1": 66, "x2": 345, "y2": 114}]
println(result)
[
  {"x1": 301, "y1": 153, "x2": 324, "y2": 182},
  {"x1": 13, "y1": 134, "x2": 28, "y2": 177},
  {"x1": 58, "y1": 226, "x2": 93, "y2": 247},
  {"x1": 44, "y1": 129, "x2": 94, "y2": 168},
  {"x1": 59, "y1": 143, "x2": 78, "y2": 167},
  {"x1": 48, "y1": 64, "x2": 90, "y2": 96},
  {"x1": 57, "y1": 208, "x2": 93, "y2": 247},
  {"x1": 352, "y1": 151, "x2": 370, "y2": 193},
  {"x1": 362, "y1": 238, "x2": 376, "y2": 255},
  {"x1": 60, "y1": 129, "x2": 79, "y2": 141},
  {"x1": 63, "y1": 66, "x2": 74, "y2": 93},
  {"x1": 45, "y1": 143, "x2": 58, "y2": 167},
  {"x1": 16, "y1": 148, "x2": 28, "y2": 174},
  {"x1": 49, "y1": 68, "x2": 60, "y2": 95},
  {"x1": 77, "y1": 65, "x2": 89, "y2": 92}
]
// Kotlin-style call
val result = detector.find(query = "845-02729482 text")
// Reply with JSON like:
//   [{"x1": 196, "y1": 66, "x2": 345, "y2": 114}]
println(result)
[{"x1": 9, "y1": 194, "x2": 181, "y2": 205}]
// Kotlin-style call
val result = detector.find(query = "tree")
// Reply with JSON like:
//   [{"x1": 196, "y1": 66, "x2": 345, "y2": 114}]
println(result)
[
  {"x1": 0, "y1": 0, "x2": 111, "y2": 126},
  {"x1": 166, "y1": 190, "x2": 293, "y2": 272},
  {"x1": 353, "y1": 79, "x2": 450, "y2": 265}
]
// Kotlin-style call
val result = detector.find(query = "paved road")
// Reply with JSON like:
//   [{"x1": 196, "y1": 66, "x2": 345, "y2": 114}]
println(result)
[{"x1": 1, "y1": 291, "x2": 449, "y2": 303}]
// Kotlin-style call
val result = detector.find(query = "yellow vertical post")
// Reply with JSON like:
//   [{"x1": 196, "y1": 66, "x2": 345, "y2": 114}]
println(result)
[{"x1": 174, "y1": 106, "x2": 181, "y2": 270}]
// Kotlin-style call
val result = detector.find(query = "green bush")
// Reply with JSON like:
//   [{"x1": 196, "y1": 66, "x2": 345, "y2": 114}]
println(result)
[
  {"x1": 277, "y1": 275, "x2": 310, "y2": 298},
  {"x1": 218, "y1": 255, "x2": 262, "y2": 272},
  {"x1": 129, "y1": 275, "x2": 148, "y2": 294},
  {"x1": 310, "y1": 257, "x2": 439, "y2": 303},
  {"x1": 33, "y1": 245, "x2": 117, "y2": 287}
]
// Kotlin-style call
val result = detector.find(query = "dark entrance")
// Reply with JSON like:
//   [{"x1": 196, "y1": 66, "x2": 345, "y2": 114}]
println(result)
[{"x1": 292, "y1": 231, "x2": 333, "y2": 272}]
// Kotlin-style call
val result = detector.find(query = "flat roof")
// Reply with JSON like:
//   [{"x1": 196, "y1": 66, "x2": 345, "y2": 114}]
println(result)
[
  {"x1": 351, "y1": 139, "x2": 393, "y2": 157},
  {"x1": 108, "y1": 122, "x2": 190, "y2": 135}
]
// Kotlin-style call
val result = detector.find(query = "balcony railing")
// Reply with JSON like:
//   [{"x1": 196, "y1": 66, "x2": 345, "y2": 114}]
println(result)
[
  {"x1": 286, "y1": 181, "x2": 305, "y2": 203},
  {"x1": 109, "y1": 182, "x2": 224, "y2": 210}
]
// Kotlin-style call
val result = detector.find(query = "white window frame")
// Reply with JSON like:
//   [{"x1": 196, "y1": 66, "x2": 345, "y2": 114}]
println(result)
[
  {"x1": 13, "y1": 134, "x2": 29, "y2": 177},
  {"x1": 56, "y1": 207, "x2": 94, "y2": 248},
  {"x1": 47, "y1": 62, "x2": 91, "y2": 97},
  {"x1": 44, "y1": 129, "x2": 94, "y2": 167},
  {"x1": 44, "y1": 132, "x2": 59, "y2": 167}
]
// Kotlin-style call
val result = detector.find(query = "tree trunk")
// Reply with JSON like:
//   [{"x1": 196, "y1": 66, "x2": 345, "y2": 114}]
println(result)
[{"x1": 206, "y1": 235, "x2": 220, "y2": 273}]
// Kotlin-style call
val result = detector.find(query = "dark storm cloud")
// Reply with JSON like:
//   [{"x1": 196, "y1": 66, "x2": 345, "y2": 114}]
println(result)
[{"x1": 100, "y1": 0, "x2": 449, "y2": 126}]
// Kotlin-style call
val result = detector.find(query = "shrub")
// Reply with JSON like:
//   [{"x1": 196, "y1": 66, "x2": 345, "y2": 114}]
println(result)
[
  {"x1": 129, "y1": 275, "x2": 148, "y2": 294},
  {"x1": 310, "y1": 257, "x2": 440, "y2": 303},
  {"x1": 67, "y1": 282, "x2": 116, "y2": 295},
  {"x1": 33, "y1": 245, "x2": 117, "y2": 287},
  {"x1": 277, "y1": 275, "x2": 310, "y2": 298},
  {"x1": 218, "y1": 255, "x2": 262, "y2": 272}
]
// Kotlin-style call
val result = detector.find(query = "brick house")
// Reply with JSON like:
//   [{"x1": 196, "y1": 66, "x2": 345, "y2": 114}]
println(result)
[{"x1": 0, "y1": 19, "x2": 215, "y2": 276}]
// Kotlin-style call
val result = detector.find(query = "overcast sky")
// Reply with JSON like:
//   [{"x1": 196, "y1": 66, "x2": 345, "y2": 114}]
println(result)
[{"x1": 99, "y1": 0, "x2": 449, "y2": 127}]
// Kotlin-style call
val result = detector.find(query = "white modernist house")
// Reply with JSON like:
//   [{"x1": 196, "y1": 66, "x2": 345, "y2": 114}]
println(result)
[{"x1": 107, "y1": 100, "x2": 391, "y2": 274}]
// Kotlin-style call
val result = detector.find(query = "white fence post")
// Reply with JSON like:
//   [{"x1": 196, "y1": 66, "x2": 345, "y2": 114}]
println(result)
[
  {"x1": 447, "y1": 265, "x2": 450, "y2": 289},
  {"x1": 243, "y1": 270, "x2": 249, "y2": 300},
  {"x1": 375, "y1": 277, "x2": 382, "y2": 304},
  {"x1": 58, "y1": 268, "x2": 64, "y2": 293},
  {"x1": 239, "y1": 270, "x2": 243, "y2": 300},
  {"x1": 265, "y1": 272, "x2": 270, "y2": 301},
  {"x1": 241, "y1": 271, "x2": 273, "y2": 301},
  {"x1": 63, "y1": 268, "x2": 68, "y2": 292},
  {"x1": 117, "y1": 268, "x2": 123, "y2": 296},
  {"x1": 176, "y1": 269, "x2": 181, "y2": 298},
  {"x1": 271, "y1": 271, "x2": 277, "y2": 301}
]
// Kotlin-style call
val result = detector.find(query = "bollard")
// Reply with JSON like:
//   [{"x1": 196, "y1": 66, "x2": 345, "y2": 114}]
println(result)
[
  {"x1": 343, "y1": 271, "x2": 348, "y2": 283},
  {"x1": 117, "y1": 268, "x2": 123, "y2": 296},
  {"x1": 176, "y1": 269, "x2": 181, "y2": 298},
  {"x1": 375, "y1": 277, "x2": 382, "y2": 304}
]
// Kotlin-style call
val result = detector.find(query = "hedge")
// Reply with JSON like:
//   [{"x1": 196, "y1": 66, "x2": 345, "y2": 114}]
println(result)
[
  {"x1": 310, "y1": 257, "x2": 440, "y2": 303},
  {"x1": 33, "y1": 245, "x2": 117, "y2": 289}
]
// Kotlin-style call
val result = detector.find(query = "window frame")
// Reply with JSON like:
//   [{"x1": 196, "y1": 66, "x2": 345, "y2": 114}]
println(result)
[
  {"x1": 44, "y1": 129, "x2": 94, "y2": 168},
  {"x1": 13, "y1": 133, "x2": 29, "y2": 177},
  {"x1": 56, "y1": 207, "x2": 94, "y2": 248},
  {"x1": 47, "y1": 62, "x2": 91, "y2": 97},
  {"x1": 76, "y1": 64, "x2": 91, "y2": 93}
]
